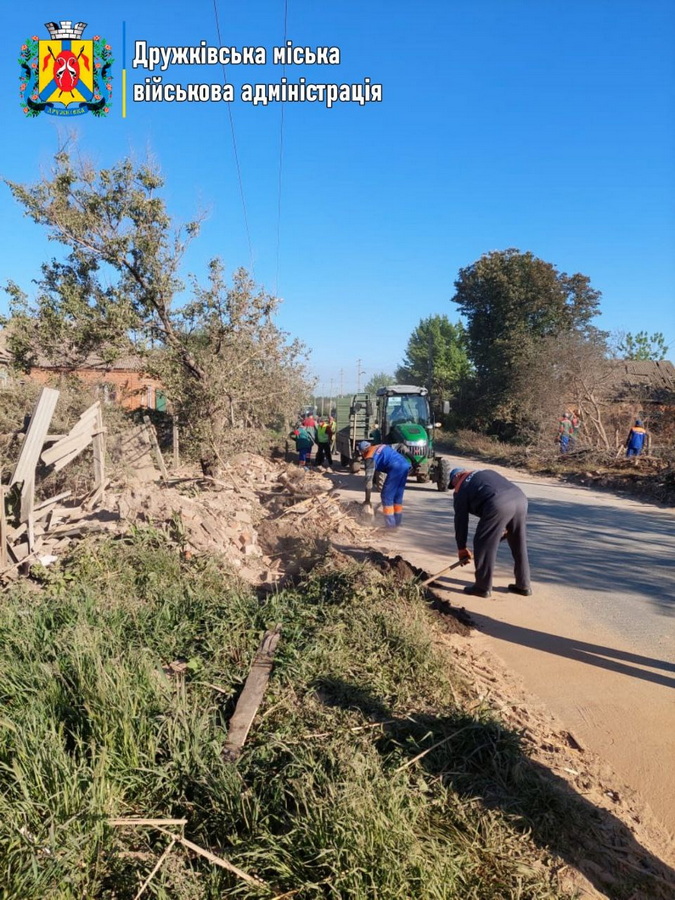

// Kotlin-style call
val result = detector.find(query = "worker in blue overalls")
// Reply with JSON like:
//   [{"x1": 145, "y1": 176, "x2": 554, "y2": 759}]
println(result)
[
  {"x1": 358, "y1": 440, "x2": 411, "y2": 527},
  {"x1": 625, "y1": 419, "x2": 648, "y2": 457}
]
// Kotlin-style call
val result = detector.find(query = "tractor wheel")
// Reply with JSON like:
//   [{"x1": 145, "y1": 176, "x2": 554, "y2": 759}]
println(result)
[
  {"x1": 340, "y1": 454, "x2": 350, "y2": 467},
  {"x1": 374, "y1": 471, "x2": 386, "y2": 490},
  {"x1": 437, "y1": 457, "x2": 451, "y2": 492}
]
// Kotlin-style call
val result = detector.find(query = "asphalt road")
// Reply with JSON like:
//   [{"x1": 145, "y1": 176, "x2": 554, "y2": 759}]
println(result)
[{"x1": 331, "y1": 457, "x2": 675, "y2": 838}]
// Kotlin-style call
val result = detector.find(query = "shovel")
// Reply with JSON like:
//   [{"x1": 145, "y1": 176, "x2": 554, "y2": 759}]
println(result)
[
  {"x1": 420, "y1": 558, "x2": 468, "y2": 587},
  {"x1": 421, "y1": 532, "x2": 508, "y2": 587},
  {"x1": 362, "y1": 486, "x2": 374, "y2": 518}
]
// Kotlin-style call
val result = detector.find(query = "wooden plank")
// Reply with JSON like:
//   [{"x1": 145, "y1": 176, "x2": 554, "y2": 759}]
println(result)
[
  {"x1": 109, "y1": 818, "x2": 188, "y2": 827},
  {"x1": 223, "y1": 625, "x2": 282, "y2": 761},
  {"x1": 35, "y1": 505, "x2": 72, "y2": 524},
  {"x1": 142, "y1": 416, "x2": 169, "y2": 482},
  {"x1": 172, "y1": 416, "x2": 180, "y2": 469},
  {"x1": 92, "y1": 407, "x2": 105, "y2": 498},
  {"x1": 70, "y1": 402, "x2": 101, "y2": 434},
  {"x1": 0, "y1": 486, "x2": 7, "y2": 569},
  {"x1": 154, "y1": 827, "x2": 267, "y2": 888},
  {"x1": 33, "y1": 491, "x2": 72, "y2": 513},
  {"x1": 10, "y1": 387, "x2": 60, "y2": 488},
  {"x1": 51, "y1": 440, "x2": 94, "y2": 473},
  {"x1": 26, "y1": 513, "x2": 41, "y2": 556},
  {"x1": 42, "y1": 429, "x2": 97, "y2": 466},
  {"x1": 19, "y1": 471, "x2": 35, "y2": 525},
  {"x1": 40, "y1": 401, "x2": 102, "y2": 467}
]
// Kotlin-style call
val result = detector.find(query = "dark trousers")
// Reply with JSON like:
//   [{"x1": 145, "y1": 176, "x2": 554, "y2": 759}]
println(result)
[
  {"x1": 473, "y1": 488, "x2": 530, "y2": 592},
  {"x1": 315, "y1": 442, "x2": 332, "y2": 467}
]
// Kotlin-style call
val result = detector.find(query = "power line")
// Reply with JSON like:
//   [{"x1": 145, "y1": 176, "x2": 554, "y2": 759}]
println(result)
[
  {"x1": 274, "y1": 0, "x2": 289, "y2": 297},
  {"x1": 212, "y1": 0, "x2": 255, "y2": 274}
]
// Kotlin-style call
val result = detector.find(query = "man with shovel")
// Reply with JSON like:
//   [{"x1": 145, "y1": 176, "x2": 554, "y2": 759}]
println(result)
[
  {"x1": 359, "y1": 440, "x2": 411, "y2": 527},
  {"x1": 448, "y1": 467, "x2": 532, "y2": 599}
]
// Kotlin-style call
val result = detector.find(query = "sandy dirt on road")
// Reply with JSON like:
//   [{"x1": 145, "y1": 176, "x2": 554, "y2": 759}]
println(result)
[{"x1": 363, "y1": 550, "x2": 675, "y2": 898}]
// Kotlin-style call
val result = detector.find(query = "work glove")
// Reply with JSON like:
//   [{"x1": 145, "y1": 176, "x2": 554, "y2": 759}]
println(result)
[{"x1": 458, "y1": 548, "x2": 472, "y2": 565}]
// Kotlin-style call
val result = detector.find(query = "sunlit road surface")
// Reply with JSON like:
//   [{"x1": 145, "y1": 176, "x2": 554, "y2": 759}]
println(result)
[{"x1": 330, "y1": 458, "x2": 675, "y2": 838}]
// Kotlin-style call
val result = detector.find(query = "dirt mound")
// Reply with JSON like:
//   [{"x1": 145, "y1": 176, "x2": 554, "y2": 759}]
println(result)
[{"x1": 365, "y1": 550, "x2": 473, "y2": 636}]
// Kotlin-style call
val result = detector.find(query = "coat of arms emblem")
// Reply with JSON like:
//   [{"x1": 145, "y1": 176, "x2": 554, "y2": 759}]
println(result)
[{"x1": 19, "y1": 21, "x2": 113, "y2": 117}]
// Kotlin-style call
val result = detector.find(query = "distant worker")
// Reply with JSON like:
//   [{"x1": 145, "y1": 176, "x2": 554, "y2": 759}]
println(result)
[
  {"x1": 359, "y1": 440, "x2": 411, "y2": 527},
  {"x1": 292, "y1": 419, "x2": 316, "y2": 467},
  {"x1": 569, "y1": 411, "x2": 581, "y2": 450},
  {"x1": 557, "y1": 413, "x2": 573, "y2": 454},
  {"x1": 315, "y1": 416, "x2": 334, "y2": 470},
  {"x1": 625, "y1": 419, "x2": 648, "y2": 458},
  {"x1": 448, "y1": 467, "x2": 532, "y2": 599}
]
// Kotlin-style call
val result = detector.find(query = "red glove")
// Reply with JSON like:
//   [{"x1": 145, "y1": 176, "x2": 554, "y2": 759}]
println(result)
[{"x1": 458, "y1": 548, "x2": 472, "y2": 565}]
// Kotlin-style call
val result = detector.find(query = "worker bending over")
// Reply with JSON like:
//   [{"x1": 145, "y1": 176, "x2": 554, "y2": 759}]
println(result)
[
  {"x1": 449, "y1": 467, "x2": 532, "y2": 599},
  {"x1": 359, "y1": 440, "x2": 411, "y2": 527}
]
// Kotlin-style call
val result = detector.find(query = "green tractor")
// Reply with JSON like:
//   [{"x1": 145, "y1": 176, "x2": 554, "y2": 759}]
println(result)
[{"x1": 334, "y1": 384, "x2": 452, "y2": 490}]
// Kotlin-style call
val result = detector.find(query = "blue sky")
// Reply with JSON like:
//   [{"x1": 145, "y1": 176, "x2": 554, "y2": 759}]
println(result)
[{"x1": 1, "y1": 1, "x2": 673, "y2": 395}]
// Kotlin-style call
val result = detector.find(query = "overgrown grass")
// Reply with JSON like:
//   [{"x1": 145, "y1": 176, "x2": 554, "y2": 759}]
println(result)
[{"x1": 0, "y1": 530, "x2": 637, "y2": 898}]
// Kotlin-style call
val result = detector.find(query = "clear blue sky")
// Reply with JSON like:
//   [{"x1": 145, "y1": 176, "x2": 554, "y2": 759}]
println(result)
[{"x1": 1, "y1": 1, "x2": 673, "y2": 395}]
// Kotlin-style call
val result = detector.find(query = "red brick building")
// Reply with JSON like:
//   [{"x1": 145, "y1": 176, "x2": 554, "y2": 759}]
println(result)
[
  {"x1": 28, "y1": 355, "x2": 167, "y2": 411},
  {"x1": 0, "y1": 332, "x2": 167, "y2": 411}
]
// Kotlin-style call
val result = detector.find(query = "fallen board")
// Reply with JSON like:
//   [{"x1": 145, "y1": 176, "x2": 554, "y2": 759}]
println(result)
[{"x1": 222, "y1": 625, "x2": 282, "y2": 761}]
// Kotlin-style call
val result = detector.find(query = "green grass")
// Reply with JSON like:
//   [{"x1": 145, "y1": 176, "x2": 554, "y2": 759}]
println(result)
[{"x1": 0, "y1": 529, "x2": 630, "y2": 898}]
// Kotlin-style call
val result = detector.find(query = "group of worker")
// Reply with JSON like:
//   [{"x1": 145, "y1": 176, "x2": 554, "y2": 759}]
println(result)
[
  {"x1": 355, "y1": 439, "x2": 531, "y2": 599},
  {"x1": 354, "y1": 410, "x2": 650, "y2": 601},
  {"x1": 556, "y1": 412, "x2": 581, "y2": 453},
  {"x1": 290, "y1": 408, "x2": 649, "y2": 600},
  {"x1": 558, "y1": 412, "x2": 649, "y2": 458},
  {"x1": 290, "y1": 414, "x2": 335, "y2": 469}
]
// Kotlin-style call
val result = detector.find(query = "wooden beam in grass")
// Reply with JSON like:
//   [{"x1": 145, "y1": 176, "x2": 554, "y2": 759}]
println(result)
[
  {"x1": 223, "y1": 625, "x2": 282, "y2": 762},
  {"x1": 142, "y1": 416, "x2": 169, "y2": 483}
]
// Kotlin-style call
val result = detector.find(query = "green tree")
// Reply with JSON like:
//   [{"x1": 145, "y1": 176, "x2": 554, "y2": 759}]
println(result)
[
  {"x1": 364, "y1": 371, "x2": 395, "y2": 394},
  {"x1": 615, "y1": 331, "x2": 668, "y2": 361},
  {"x1": 451, "y1": 248, "x2": 602, "y2": 431},
  {"x1": 395, "y1": 315, "x2": 471, "y2": 400},
  {"x1": 4, "y1": 150, "x2": 310, "y2": 470}
]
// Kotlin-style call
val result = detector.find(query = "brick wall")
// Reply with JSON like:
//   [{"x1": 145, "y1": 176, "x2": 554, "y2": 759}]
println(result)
[{"x1": 29, "y1": 367, "x2": 166, "y2": 411}]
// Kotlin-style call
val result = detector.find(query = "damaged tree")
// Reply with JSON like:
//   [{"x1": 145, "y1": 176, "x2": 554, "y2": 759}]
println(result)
[{"x1": 4, "y1": 149, "x2": 311, "y2": 472}]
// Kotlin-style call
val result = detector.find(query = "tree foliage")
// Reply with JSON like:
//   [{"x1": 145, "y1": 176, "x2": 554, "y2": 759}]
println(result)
[
  {"x1": 508, "y1": 330, "x2": 613, "y2": 447},
  {"x1": 395, "y1": 315, "x2": 471, "y2": 400},
  {"x1": 4, "y1": 150, "x2": 310, "y2": 468},
  {"x1": 363, "y1": 372, "x2": 395, "y2": 394},
  {"x1": 615, "y1": 331, "x2": 668, "y2": 361},
  {"x1": 451, "y1": 249, "x2": 602, "y2": 430}
]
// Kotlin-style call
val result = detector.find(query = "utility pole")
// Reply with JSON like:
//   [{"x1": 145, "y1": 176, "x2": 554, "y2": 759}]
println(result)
[
  {"x1": 356, "y1": 359, "x2": 366, "y2": 392},
  {"x1": 329, "y1": 378, "x2": 334, "y2": 415},
  {"x1": 339, "y1": 368, "x2": 344, "y2": 398}
]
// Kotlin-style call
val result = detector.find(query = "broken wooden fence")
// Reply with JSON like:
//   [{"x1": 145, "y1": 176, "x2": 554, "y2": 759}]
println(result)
[{"x1": 2, "y1": 387, "x2": 107, "y2": 574}]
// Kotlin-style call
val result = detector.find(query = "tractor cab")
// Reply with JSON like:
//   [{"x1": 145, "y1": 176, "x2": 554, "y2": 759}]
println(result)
[
  {"x1": 372, "y1": 386, "x2": 434, "y2": 478},
  {"x1": 381, "y1": 390, "x2": 431, "y2": 433}
]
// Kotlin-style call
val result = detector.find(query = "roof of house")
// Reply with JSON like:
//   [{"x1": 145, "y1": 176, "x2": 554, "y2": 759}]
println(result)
[
  {"x1": 0, "y1": 328, "x2": 150, "y2": 372},
  {"x1": 32, "y1": 353, "x2": 149, "y2": 372},
  {"x1": 607, "y1": 359, "x2": 675, "y2": 401}
]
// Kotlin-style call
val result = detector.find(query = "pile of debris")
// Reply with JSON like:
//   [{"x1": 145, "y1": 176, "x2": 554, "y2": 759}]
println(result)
[
  {"x1": 112, "y1": 454, "x2": 377, "y2": 584},
  {"x1": 1, "y1": 389, "x2": 379, "y2": 585}
]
